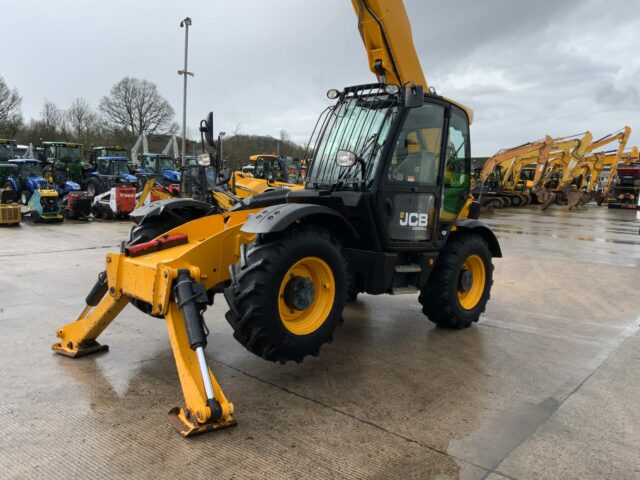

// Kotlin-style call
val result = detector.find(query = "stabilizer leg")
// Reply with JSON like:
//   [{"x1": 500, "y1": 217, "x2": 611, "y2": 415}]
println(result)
[
  {"x1": 166, "y1": 271, "x2": 235, "y2": 437},
  {"x1": 53, "y1": 271, "x2": 128, "y2": 357}
]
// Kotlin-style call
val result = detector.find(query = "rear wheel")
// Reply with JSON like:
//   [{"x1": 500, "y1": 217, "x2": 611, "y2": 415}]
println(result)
[
  {"x1": 419, "y1": 233, "x2": 493, "y2": 329},
  {"x1": 86, "y1": 179, "x2": 100, "y2": 197},
  {"x1": 21, "y1": 191, "x2": 31, "y2": 206},
  {"x1": 224, "y1": 226, "x2": 347, "y2": 363}
]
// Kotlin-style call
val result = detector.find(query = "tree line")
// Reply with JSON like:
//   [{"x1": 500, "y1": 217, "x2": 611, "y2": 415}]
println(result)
[{"x1": 0, "y1": 76, "x2": 306, "y2": 169}]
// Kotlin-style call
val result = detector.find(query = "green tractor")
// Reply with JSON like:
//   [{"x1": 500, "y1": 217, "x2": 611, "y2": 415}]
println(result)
[
  {"x1": 38, "y1": 141, "x2": 90, "y2": 186},
  {"x1": 0, "y1": 139, "x2": 17, "y2": 163}
]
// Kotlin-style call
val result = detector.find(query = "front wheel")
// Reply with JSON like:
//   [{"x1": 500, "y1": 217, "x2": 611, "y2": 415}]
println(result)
[
  {"x1": 419, "y1": 233, "x2": 493, "y2": 329},
  {"x1": 224, "y1": 226, "x2": 347, "y2": 363}
]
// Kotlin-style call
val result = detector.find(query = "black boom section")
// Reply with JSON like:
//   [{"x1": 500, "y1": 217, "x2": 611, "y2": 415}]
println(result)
[{"x1": 241, "y1": 203, "x2": 358, "y2": 238}]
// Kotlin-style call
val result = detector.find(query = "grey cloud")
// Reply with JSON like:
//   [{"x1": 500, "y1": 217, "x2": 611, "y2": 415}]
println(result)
[{"x1": 3, "y1": 0, "x2": 640, "y2": 156}]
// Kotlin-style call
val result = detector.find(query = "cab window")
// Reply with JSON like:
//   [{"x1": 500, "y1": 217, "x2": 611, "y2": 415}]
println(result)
[
  {"x1": 441, "y1": 106, "x2": 471, "y2": 221},
  {"x1": 387, "y1": 104, "x2": 445, "y2": 185},
  {"x1": 98, "y1": 160, "x2": 111, "y2": 175}
]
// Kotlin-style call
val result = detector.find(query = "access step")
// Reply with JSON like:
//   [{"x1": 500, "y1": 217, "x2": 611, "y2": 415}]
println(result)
[
  {"x1": 390, "y1": 286, "x2": 419, "y2": 295},
  {"x1": 394, "y1": 264, "x2": 421, "y2": 273}
]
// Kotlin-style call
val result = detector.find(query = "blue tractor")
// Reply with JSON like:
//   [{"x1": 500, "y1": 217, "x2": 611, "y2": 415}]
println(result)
[
  {"x1": 134, "y1": 153, "x2": 181, "y2": 191},
  {"x1": 85, "y1": 157, "x2": 137, "y2": 197},
  {"x1": 4, "y1": 159, "x2": 79, "y2": 204}
]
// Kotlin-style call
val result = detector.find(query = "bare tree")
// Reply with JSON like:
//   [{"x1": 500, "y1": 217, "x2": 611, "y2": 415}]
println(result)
[
  {"x1": 39, "y1": 100, "x2": 65, "y2": 139},
  {"x1": 99, "y1": 77, "x2": 175, "y2": 136},
  {"x1": 0, "y1": 76, "x2": 23, "y2": 136},
  {"x1": 66, "y1": 97, "x2": 98, "y2": 142}
]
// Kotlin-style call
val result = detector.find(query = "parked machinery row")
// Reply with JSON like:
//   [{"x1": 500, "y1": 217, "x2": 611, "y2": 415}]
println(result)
[
  {"x1": 473, "y1": 127, "x2": 639, "y2": 211},
  {"x1": 0, "y1": 136, "x2": 309, "y2": 224}
]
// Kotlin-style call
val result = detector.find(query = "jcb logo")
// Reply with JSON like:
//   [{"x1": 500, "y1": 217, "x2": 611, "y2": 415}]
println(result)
[{"x1": 399, "y1": 211, "x2": 428, "y2": 231}]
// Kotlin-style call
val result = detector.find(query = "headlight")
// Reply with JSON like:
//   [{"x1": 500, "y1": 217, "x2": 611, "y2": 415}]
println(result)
[
  {"x1": 326, "y1": 89, "x2": 340, "y2": 100},
  {"x1": 384, "y1": 84, "x2": 400, "y2": 95}
]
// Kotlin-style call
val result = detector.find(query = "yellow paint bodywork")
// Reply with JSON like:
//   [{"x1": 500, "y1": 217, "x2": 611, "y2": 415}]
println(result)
[
  {"x1": 0, "y1": 204, "x2": 21, "y2": 224},
  {"x1": 53, "y1": 209, "x2": 259, "y2": 435},
  {"x1": 350, "y1": 0, "x2": 473, "y2": 123},
  {"x1": 233, "y1": 171, "x2": 303, "y2": 198}
]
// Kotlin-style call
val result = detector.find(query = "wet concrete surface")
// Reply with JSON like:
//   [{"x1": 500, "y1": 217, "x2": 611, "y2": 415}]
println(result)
[{"x1": 0, "y1": 204, "x2": 639, "y2": 479}]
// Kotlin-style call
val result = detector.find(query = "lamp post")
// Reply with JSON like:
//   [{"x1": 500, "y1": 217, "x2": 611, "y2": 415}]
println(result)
[{"x1": 178, "y1": 17, "x2": 193, "y2": 167}]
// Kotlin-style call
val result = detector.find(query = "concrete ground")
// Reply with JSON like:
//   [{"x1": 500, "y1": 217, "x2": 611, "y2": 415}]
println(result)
[{"x1": 0, "y1": 204, "x2": 639, "y2": 479}]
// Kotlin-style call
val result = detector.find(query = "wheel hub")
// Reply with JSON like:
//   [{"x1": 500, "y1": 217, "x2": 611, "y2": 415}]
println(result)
[
  {"x1": 284, "y1": 275, "x2": 316, "y2": 311},
  {"x1": 458, "y1": 269, "x2": 473, "y2": 293}
]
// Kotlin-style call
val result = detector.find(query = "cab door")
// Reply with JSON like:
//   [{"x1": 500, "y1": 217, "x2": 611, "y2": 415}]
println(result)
[{"x1": 376, "y1": 100, "x2": 447, "y2": 250}]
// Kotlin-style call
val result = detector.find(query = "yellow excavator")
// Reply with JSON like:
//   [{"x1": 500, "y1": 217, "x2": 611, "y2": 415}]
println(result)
[
  {"x1": 473, "y1": 136, "x2": 553, "y2": 208},
  {"x1": 596, "y1": 144, "x2": 638, "y2": 207},
  {"x1": 52, "y1": 0, "x2": 502, "y2": 437},
  {"x1": 232, "y1": 154, "x2": 304, "y2": 197},
  {"x1": 537, "y1": 127, "x2": 631, "y2": 209},
  {"x1": 535, "y1": 132, "x2": 594, "y2": 209}
]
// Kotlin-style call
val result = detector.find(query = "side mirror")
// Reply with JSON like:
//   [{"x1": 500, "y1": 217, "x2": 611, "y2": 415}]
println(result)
[
  {"x1": 336, "y1": 150, "x2": 357, "y2": 167},
  {"x1": 404, "y1": 85, "x2": 424, "y2": 108},
  {"x1": 199, "y1": 112, "x2": 215, "y2": 147}
]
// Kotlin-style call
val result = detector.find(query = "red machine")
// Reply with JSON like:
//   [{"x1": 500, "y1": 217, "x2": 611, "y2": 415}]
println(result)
[
  {"x1": 64, "y1": 192, "x2": 92, "y2": 219},
  {"x1": 92, "y1": 186, "x2": 137, "y2": 219}
]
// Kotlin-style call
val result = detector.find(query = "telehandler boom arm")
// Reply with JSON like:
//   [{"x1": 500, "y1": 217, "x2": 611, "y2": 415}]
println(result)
[{"x1": 351, "y1": 0, "x2": 426, "y2": 88}]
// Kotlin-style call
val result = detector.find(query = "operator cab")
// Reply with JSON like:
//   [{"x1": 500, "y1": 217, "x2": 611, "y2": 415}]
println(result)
[{"x1": 297, "y1": 83, "x2": 472, "y2": 252}]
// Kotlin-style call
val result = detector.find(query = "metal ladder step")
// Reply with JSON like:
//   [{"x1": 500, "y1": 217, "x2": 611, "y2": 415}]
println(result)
[
  {"x1": 391, "y1": 286, "x2": 419, "y2": 295},
  {"x1": 395, "y1": 264, "x2": 421, "y2": 273}
]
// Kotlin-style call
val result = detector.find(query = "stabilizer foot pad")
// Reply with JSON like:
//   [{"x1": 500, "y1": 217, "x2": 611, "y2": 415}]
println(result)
[
  {"x1": 52, "y1": 340, "x2": 109, "y2": 358},
  {"x1": 168, "y1": 407, "x2": 236, "y2": 437}
]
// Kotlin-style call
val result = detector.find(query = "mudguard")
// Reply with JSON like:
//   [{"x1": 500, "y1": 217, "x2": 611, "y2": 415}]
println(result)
[
  {"x1": 163, "y1": 169, "x2": 181, "y2": 183},
  {"x1": 241, "y1": 203, "x2": 358, "y2": 238},
  {"x1": 453, "y1": 218, "x2": 502, "y2": 257},
  {"x1": 130, "y1": 198, "x2": 214, "y2": 224},
  {"x1": 7, "y1": 177, "x2": 19, "y2": 192}
]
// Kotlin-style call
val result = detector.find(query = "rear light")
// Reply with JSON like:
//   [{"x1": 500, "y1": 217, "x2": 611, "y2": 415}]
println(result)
[{"x1": 124, "y1": 234, "x2": 188, "y2": 258}]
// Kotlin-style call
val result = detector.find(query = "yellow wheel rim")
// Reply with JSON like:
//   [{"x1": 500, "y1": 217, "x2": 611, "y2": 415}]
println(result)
[
  {"x1": 278, "y1": 256, "x2": 335, "y2": 335},
  {"x1": 457, "y1": 254, "x2": 486, "y2": 310}
]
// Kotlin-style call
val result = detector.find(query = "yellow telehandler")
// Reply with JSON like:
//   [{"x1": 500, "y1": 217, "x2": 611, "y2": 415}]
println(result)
[{"x1": 52, "y1": 0, "x2": 502, "y2": 437}]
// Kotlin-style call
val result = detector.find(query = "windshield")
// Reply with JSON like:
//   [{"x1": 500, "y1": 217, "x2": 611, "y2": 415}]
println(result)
[
  {"x1": 307, "y1": 91, "x2": 398, "y2": 187},
  {"x1": 158, "y1": 157, "x2": 176, "y2": 171},
  {"x1": 22, "y1": 163, "x2": 43, "y2": 177},
  {"x1": 106, "y1": 149, "x2": 128, "y2": 158},
  {"x1": 284, "y1": 158, "x2": 301, "y2": 183},
  {"x1": 99, "y1": 160, "x2": 129, "y2": 175},
  {"x1": 56, "y1": 146, "x2": 82, "y2": 163},
  {"x1": 0, "y1": 144, "x2": 16, "y2": 161}
]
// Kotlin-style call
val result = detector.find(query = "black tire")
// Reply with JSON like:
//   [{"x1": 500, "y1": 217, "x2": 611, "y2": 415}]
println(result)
[
  {"x1": 224, "y1": 226, "x2": 347, "y2": 363},
  {"x1": 86, "y1": 179, "x2": 100, "y2": 197},
  {"x1": 419, "y1": 233, "x2": 493, "y2": 329},
  {"x1": 510, "y1": 195, "x2": 522, "y2": 207},
  {"x1": 21, "y1": 191, "x2": 32, "y2": 206},
  {"x1": 346, "y1": 289, "x2": 359, "y2": 302}
]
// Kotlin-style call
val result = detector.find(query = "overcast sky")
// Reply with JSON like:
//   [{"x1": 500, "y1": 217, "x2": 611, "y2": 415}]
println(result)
[{"x1": 3, "y1": 0, "x2": 640, "y2": 155}]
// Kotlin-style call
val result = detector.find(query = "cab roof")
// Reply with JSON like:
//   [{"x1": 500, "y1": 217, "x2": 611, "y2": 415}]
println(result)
[
  {"x1": 41, "y1": 142, "x2": 82, "y2": 147},
  {"x1": 93, "y1": 146, "x2": 127, "y2": 151},
  {"x1": 8, "y1": 159, "x2": 39, "y2": 164}
]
